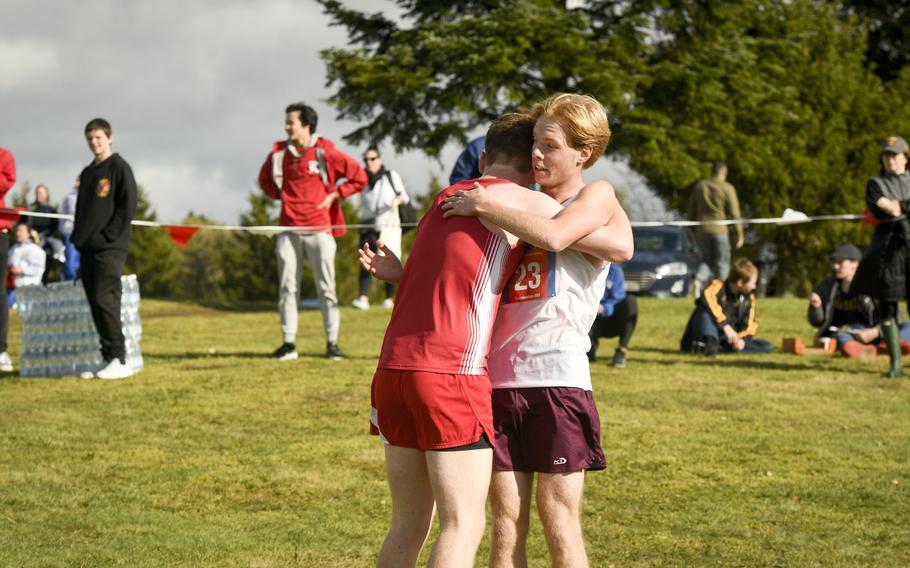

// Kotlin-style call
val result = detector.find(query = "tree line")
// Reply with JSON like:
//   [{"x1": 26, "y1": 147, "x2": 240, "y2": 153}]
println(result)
[{"x1": 317, "y1": 0, "x2": 910, "y2": 294}]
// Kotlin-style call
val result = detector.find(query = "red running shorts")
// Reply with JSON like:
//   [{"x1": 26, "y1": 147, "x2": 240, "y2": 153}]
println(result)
[{"x1": 370, "y1": 368, "x2": 494, "y2": 451}]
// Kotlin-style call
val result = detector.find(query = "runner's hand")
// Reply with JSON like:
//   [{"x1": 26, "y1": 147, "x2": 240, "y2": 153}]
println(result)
[
  {"x1": 441, "y1": 182, "x2": 488, "y2": 218},
  {"x1": 359, "y1": 239, "x2": 403, "y2": 283}
]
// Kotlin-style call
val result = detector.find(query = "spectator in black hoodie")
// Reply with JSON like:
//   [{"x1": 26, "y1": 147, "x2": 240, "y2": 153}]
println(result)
[
  {"x1": 72, "y1": 118, "x2": 137, "y2": 380},
  {"x1": 30, "y1": 184, "x2": 63, "y2": 283}
]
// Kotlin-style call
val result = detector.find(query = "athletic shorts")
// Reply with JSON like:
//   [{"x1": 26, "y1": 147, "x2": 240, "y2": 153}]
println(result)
[
  {"x1": 370, "y1": 368, "x2": 494, "y2": 451},
  {"x1": 491, "y1": 387, "x2": 606, "y2": 473}
]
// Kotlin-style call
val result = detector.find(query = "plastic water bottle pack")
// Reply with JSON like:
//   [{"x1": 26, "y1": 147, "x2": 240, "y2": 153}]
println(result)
[{"x1": 18, "y1": 275, "x2": 144, "y2": 377}]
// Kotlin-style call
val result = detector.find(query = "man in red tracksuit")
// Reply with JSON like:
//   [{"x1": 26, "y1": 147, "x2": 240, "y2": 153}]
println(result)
[
  {"x1": 0, "y1": 147, "x2": 15, "y2": 372},
  {"x1": 258, "y1": 102, "x2": 367, "y2": 361}
]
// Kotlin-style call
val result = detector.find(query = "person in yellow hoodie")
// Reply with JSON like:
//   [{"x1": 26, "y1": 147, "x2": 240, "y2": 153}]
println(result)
[{"x1": 680, "y1": 258, "x2": 772, "y2": 357}]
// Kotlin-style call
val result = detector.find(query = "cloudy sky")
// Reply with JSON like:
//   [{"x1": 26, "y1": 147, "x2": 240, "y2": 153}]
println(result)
[{"x1": 1, "y1": 0, "x2": 664, "y2": 225}]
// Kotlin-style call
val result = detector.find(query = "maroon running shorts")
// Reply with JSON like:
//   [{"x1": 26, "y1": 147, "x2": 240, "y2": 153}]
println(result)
[{"x1": 491, "y1": 386, "x2": 606, "y2": 473}]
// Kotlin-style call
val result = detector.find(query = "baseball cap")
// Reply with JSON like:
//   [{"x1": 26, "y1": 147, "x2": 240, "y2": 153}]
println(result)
[
  {"x1": 882, "y1": 135, "x2": 909, "y2": 155},
  {"x1": 830, "y1": 243, "x2": 862, "y2": 261}
]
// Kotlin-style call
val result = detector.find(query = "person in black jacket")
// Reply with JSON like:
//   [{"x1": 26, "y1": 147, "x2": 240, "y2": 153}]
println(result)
[
  {"x1": 680, "y1": 257, "x2": 773, "y2": 356},
  {"x1": 809, "y1": 244, "x2": 885, "y2": 358},
  {"x1": 72, "y1": 118, "x2": 138, "y2": 380},
  {"x1": 852, "y1": 136, "x2": 910, "y2": 377},
  {"x1": 29, "y1": 184, "x2": 63, "y2": 283}
]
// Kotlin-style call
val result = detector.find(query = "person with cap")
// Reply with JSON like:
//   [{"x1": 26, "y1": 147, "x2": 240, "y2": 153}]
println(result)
[
  {"x1": 853, "y1": 135, "x2": 910, "y2": 377},
  {"x1": 809, "y1": 244, "x2": 884, "y2": 358}
]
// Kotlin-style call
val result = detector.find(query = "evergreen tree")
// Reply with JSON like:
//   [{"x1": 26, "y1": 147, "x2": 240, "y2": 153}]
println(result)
[
  {"x1": 125, "y1": 187, "x2": 178, "y2": 297},
  {"x1": 621, "y1": 1, "x2": 888, "y2": 292},
  {"x1": 11, "y1": 181, "x2": 30, "y2": 209},
  {"x1": 319, "y1": 0, "x2": 905, "y2": 293},
  {"x1": 221, "y1": 191, "x2": 280, "y2": 303},
  {"x1": 318, "y1": 0, "x2": 644, "y2": 155},
  {"x1": 841, "y1": 0, "x2": 910, "y2": 82},
  {"x1": 171, "y1": 212, "x2": 233, "y2": 302}
]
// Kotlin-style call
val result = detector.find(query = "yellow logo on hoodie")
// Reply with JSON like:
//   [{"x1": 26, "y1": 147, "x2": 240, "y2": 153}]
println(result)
[{"x1": 97, "y1": 178, "x2": 110, "y2": 198}]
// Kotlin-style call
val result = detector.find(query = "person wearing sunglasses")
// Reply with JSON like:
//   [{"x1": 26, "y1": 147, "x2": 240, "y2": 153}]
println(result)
[{"x1": 353, "y1": 148, "x2": 410, "y2": 311}]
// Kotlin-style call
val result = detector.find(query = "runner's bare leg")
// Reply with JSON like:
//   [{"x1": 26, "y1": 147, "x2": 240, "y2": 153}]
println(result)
[
  {"x1": 425, "y1": 448, "x2": 493, "y2": 568},
  {"x1": 489, "y1": 470, "x2": 533, "y2": 568},
  {"x1": 377, "y1": 445, "x2": 436, "y2": 567},
  {"x1": 537, "y1": 471, "x2": 588, "y2": 568}
]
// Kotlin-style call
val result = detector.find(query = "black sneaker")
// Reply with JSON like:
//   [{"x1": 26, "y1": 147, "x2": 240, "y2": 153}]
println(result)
[
  {"x1": 611, "y1": 349, "x2": 627, "y2": 368},
  {"x1": 704, "y1": 336, "x2": 719, "y2": 358},
  {"x1": 272, "y1": 342, "x2": 298, "y2": 361},
  {"x1": 326, "y1": 342, "x2": 343, "y2": 360}
]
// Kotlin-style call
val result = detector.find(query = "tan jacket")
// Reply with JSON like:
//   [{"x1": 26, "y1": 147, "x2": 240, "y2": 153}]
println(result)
[{"x1": 687, "y1": 176, "x2": 743, "y2": 240}]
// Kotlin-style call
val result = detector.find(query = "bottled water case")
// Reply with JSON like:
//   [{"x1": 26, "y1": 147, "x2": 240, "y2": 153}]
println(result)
[{"x1": 17, "y1": 275, "x2": 143, "y2": 377}]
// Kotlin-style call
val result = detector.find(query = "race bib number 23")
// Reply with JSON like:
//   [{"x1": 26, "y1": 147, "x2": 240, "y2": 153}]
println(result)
[{"x1": 505, "y1": 246, "x2": 556, "y2": 303}]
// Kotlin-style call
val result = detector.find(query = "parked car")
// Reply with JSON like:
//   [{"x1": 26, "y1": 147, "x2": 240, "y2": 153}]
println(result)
[{"x1": 623, "y1": 225, "x2": 707, "y2": 297}]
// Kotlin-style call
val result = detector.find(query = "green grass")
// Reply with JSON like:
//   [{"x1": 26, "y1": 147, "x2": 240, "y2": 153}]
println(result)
[{"x1": 1, "y1": 297, "x2": 908, "y2": 567}]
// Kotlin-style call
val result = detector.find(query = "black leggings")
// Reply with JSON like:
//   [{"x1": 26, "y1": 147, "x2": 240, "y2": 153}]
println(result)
[
  {"x1": 589, "y1": 295, "x2": 638, "y2": 348},
  {"x1": 358, "y1": 229, "x2": 394, "y2": 299}
]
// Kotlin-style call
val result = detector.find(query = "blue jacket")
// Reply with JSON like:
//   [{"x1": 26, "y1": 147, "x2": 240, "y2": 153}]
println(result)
[
  {"x1": 448, "y1": 136, "x2": 485, "y2": 185},
  {"x1": 599, "y1": 264, "x2": 627, "y2": 318}
]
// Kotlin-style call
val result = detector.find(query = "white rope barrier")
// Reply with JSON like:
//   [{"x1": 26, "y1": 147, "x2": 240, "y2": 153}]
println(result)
[{"x1": 3, "y1": 207, "x2": 864, "y2": 236}]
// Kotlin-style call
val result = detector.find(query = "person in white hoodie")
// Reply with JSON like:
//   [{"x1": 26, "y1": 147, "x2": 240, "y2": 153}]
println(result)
[{"x1": 8, "y1": 222, "x2": 46, "y2": 307}]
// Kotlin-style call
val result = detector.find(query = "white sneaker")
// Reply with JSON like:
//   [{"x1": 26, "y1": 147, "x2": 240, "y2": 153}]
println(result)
[
  {"x1": 351, "y1": 298, "x2": 370, "y2": 310},
  {"x1": 95, "y1": 358, "x2": 134, "y2": 380},
  {"x1": 382, "y1": 298, "x2": 394, "y2": 309},
  {"x1": 80, "y1": 359, "x2": 108, "y2": 379},
  {"x1": 0, "y1": 352, "x2": 12, "y2": 372}
]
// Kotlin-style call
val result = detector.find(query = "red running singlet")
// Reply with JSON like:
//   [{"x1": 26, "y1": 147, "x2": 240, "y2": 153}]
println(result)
[{"x1": 377, "y1": 178, "x2": 527, "y2": 375}]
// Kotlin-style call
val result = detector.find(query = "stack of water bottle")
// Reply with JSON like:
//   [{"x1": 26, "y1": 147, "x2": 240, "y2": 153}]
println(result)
[{"x1": 17, "y1": 275, "x2": 143, "y2": 377}]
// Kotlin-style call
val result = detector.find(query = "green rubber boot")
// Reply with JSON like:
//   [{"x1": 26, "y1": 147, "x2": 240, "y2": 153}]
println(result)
[{"x1": 882, "y1": 318, "x2": 902, "y2": 378}]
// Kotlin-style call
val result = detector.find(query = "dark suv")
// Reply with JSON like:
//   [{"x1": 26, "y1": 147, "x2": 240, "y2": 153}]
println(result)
[{"x1": 623, "y1": 225, "x2": 707, "y2": 297}]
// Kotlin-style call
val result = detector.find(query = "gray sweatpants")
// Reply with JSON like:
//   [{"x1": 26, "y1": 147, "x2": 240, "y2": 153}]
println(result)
[
  {"x1": 276, "y1": 231, "x2": 339, "y2": 344},
  {"x1": 697, "y1": 231, "x2": 731, "y2": 281}
]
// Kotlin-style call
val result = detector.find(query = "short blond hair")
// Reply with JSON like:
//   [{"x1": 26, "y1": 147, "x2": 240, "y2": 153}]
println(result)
[{"x1": 531, "y1": 93, "x2": 611, "y2": 169}]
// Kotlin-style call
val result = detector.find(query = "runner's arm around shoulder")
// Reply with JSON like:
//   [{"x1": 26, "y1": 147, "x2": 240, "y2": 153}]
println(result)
[
  {"x1": 442, "y1": 179, "x2": 630, "y2": 259},
  {"x1": 569, "y1": 202, "x2": 633, "y2": 263}
]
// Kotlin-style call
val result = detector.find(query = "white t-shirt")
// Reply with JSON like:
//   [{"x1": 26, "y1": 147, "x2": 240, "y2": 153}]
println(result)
[{"x1": 488, "y1": 242, "x2": 609, "y2": 391}]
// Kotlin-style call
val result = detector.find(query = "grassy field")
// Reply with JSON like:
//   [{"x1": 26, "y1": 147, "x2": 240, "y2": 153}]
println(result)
[{"x1": 1, "y1": 296, "x2": 908, "y2": 567}]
